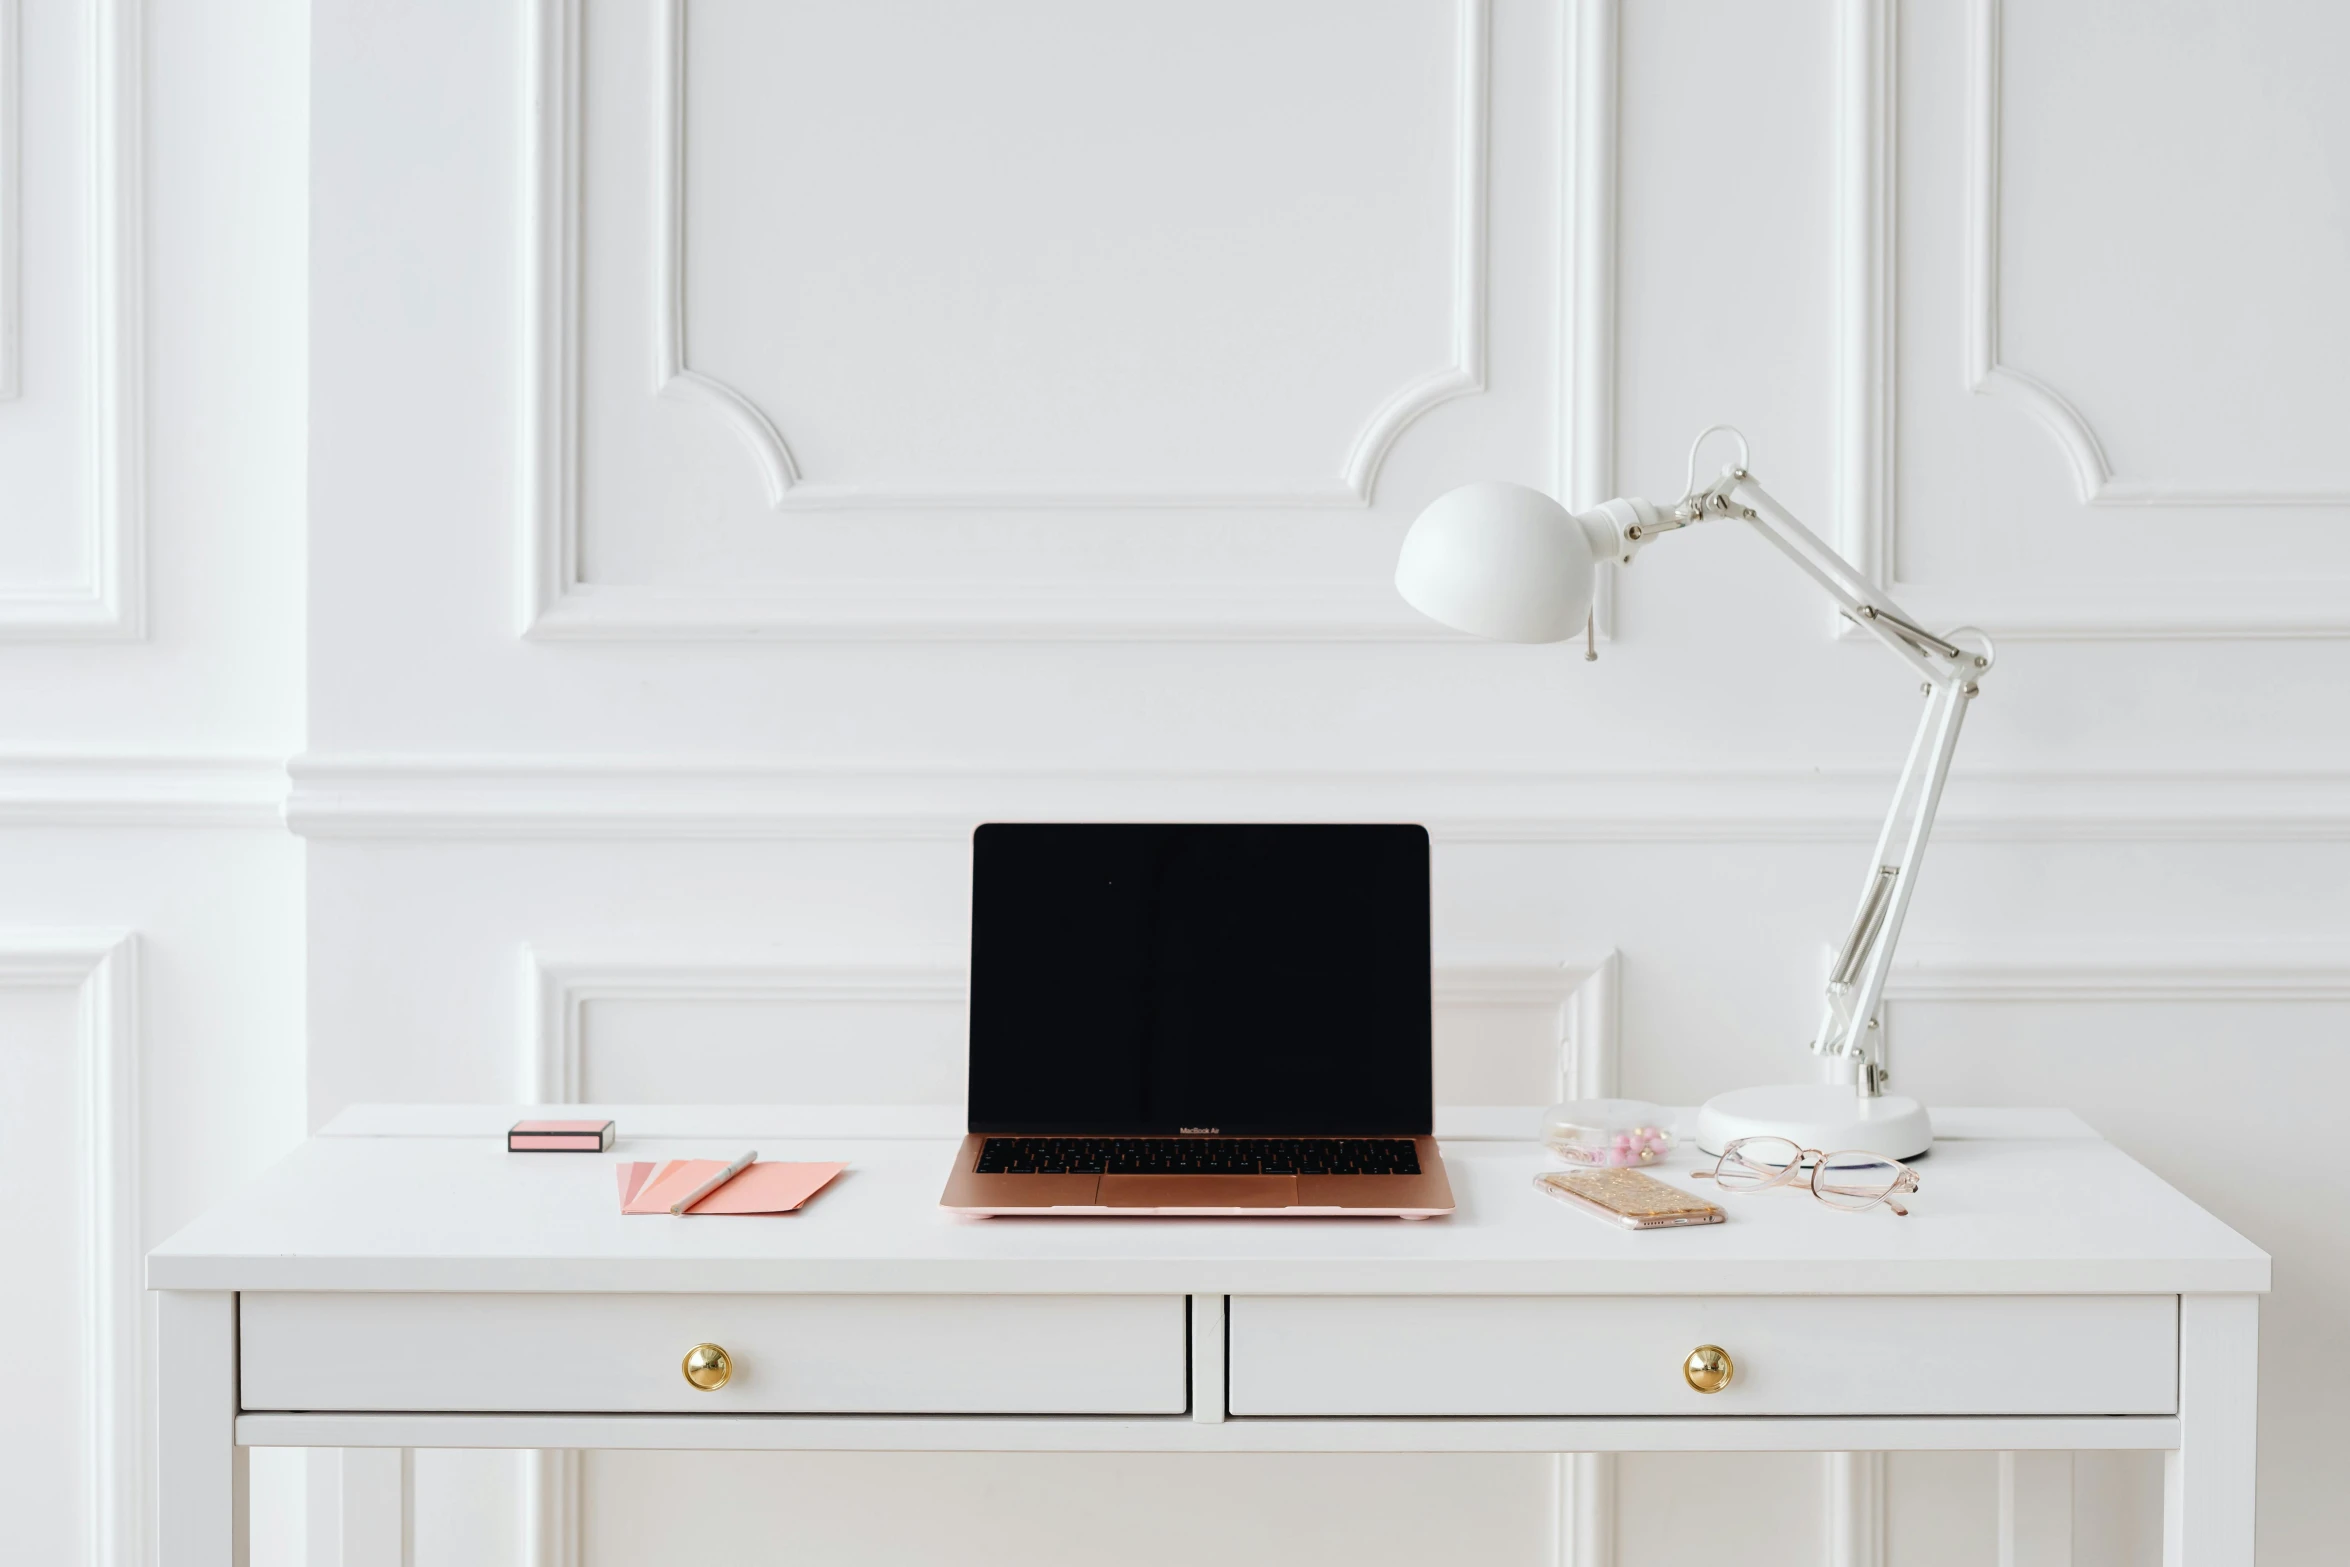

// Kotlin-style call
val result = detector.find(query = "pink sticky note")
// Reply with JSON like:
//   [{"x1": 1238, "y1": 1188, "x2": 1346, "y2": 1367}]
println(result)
[
  {"x1": 684, "y1": 1161, "x2": 847, "y2": 1214},
  {"x1": 617, "y1": 1159, "x2": 846, "y2": 1215}
]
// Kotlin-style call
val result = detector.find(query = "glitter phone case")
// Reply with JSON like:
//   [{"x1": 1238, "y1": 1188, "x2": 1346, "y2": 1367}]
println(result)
[{"x1": 1533, "y1": 1167, "x2": 1726, "y2": 1230}]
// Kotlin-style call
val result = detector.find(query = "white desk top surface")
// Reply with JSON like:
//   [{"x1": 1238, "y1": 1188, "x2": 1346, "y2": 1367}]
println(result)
[{"x1": 147, "y1": 1105, "x2": 2268, "y2": 1296}]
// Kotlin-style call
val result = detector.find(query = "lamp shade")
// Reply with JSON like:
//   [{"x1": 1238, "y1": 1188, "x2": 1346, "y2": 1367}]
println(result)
[{"x1": 1394, "y1": 481, "x2": 1596, "y2": 644}]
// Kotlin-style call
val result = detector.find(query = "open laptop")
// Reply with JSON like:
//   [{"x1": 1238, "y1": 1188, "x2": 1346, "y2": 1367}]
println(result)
[{"x1": 938, "y1": 823, "x2": 1455, "y2": 1218}]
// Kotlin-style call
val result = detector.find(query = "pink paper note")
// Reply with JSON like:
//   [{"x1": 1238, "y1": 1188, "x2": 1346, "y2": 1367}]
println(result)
[
  {"x1": 617, "y1": 1159, "x2": 846, "y2": 1215},
  {"x1": 616, "y1": 1161, "x2": 659, "y2": 1208}
]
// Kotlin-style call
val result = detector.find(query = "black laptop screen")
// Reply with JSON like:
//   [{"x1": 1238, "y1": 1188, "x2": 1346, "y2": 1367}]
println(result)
[{"x1": 967, "y1": 823, "x2": 1433, "y2": 1136}]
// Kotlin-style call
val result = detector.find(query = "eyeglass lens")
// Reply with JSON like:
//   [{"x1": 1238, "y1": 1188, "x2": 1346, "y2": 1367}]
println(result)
[
  {"x1": 1811, "y1": 1151, "x2": 1908, "y2": 1210},
  {"x1": 1713, "y1": 1136, "x2": 1805, "y2": 1189}
]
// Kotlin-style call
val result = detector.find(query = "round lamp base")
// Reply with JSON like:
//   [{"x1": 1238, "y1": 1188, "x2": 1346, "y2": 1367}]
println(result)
[{"x1": 1693, "y1": 1084, "x2": 1932, "y2": 1161}]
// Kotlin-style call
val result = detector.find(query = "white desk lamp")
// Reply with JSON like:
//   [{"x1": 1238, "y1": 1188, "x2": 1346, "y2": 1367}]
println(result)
[{"x1": 1396, "y1": 427, "x2": 1994, "y2": 1160}]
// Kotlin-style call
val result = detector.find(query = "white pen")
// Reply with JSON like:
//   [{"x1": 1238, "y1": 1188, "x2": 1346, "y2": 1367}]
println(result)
[{"x1": 670, "y1": 1149, "x2": 757, "y2": 1214}]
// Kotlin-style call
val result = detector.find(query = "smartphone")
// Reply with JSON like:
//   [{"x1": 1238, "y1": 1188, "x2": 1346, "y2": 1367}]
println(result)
[{"x1": 1533, "y1": 1167, "x2": 1726, "y2": 1230}]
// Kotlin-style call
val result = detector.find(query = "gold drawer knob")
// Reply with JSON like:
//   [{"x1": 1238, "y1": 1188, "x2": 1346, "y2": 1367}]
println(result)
[
  {"x1": 1683, "y1": 1344, "x2": 1734, "y2": 1394},
  {"x1": 681, "y1": 1343, "x2": 732, "y2": 1391}
]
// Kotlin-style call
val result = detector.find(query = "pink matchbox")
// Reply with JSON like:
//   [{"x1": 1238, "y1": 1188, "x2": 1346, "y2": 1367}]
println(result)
[{"x1": 508, "y1": 1118, "x2": 615, "y2": 1153}]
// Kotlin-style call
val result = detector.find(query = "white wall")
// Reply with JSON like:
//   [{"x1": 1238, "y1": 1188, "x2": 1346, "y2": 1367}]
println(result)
[
  {"x1": 0, "y1": 0, "x2": 311, "y2": 1560},
  {"x1": 7, "y1": 0, "x2": 2347, "y2": 1563}
]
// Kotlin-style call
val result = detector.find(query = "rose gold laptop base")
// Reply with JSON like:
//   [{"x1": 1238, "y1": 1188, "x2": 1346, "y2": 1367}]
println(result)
[{"x1": 938, "y1": 1135, "x2": 1455, "y2": 1218}]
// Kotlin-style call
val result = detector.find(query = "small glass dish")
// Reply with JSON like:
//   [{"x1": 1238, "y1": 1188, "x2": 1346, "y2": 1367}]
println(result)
[{"x1": 1542, "y1": 1099, "x2": 1676, "y2": 1167}]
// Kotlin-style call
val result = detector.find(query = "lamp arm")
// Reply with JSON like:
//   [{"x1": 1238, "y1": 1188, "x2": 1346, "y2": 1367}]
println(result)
[
  {"x1": 1814, "y1": 678, "x2": 1973, "y2": 1098},
  {"x1": 1724, "y1": 478, "x2": 1984, "y2": 689},
  {"x1": 1605, "y1": 450, "x2": 1996, "y2": 1104}
]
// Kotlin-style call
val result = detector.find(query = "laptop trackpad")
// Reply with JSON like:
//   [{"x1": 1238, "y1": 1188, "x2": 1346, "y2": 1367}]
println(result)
[{"x1": 1097, "y1": 1174, "x2": 1299, "y2": 1208}]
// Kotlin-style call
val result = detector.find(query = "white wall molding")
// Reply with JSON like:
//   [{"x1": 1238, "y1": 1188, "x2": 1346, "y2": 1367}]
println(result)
[
  {"x1": 1833, "y1": 0, "x2": 2350, "y2": 640},
  {"x1": 521, "y1": 946, "x2": 1616, "y2": 1107},
  {"x1": 1560, "y1": 0, "x2": 1618, "y2": 639},
  {"x1": 522, "y1": 577, "x2": 1462, "y2": 644},
  {"x1": 1851, "y1": 582, "x2": 2350, "y2": 643},
  {"x1": 1563, "y1": 950, "x2": 1619, "y2": 1099},
  {"x1": 517, "y1": 0, "x2": 581, "y2": 641},
  {"x1": 1423, "y1": 955, "x2": 1618, "y2": 1103},
  {"x1": 0, "y1": 0, "x2": 143, "y2": 638},
  {"x1": 1879, "y1": 945, "x2": 2350, "y2": 1067},
  {"x1": 1831, "y1": 0, "x2": 1895, "y2": 589},
  {"x1": 1964, "y1": 0, "x2": 2347, "y2": 511},
  {"x1": 287, "y1": 755, "x2": 2350, "y2": 844},
  {"x1": 514, "y1": 0, "x2": 1616, "y2": 643},
  {"x1": 0, "y1": 755, "x2": 287, "y2": 827},
  {"x1": 1884, "y1": 948, "x2": 2350, "y2": 1008},
  {"x1": 646, "y1": 0, "x2": 1488, "y2": 513},
  {"x1": 522, "y1": 952, "x2": 969, "y2": 1102},
  {"x1": 0, "y1": 931, "x2": 140, "y2": 1567},
  {"x1": 0, "y1": 0, "x2": 20, "y2": 399}
]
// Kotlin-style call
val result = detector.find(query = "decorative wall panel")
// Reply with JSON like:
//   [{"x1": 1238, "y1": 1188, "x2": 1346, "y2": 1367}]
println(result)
[
  {"x1": 522, "y1": 0, "x2": 1610, "y2": 639},
  {"x1": 0, "y1": 0, "x2": 141, "y2": 637},
  {"x1": 1836, "y1": 0, "x2": 2350, "y2": 636},
  {"x1": 0, "y1": 935, "x2": 138, "y2": 1567}
]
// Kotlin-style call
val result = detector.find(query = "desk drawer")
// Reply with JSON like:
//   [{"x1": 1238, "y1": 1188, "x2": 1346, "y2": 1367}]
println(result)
[
  {"x1": 241, "y1": 1293, "x2": 1187, "y2": 1414},
  {"x1": 1228, "y1": 1295, "x2": 2176, "y2": 1416}
]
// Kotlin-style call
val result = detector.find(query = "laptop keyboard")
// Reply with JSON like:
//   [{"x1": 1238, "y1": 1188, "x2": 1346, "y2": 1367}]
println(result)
[{"x1": 974, "y1": 1136, "x2": 1421, "y2": 1176}]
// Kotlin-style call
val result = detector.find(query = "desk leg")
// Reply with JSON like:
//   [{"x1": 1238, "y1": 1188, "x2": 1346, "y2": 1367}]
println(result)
[
  {"x1": 2164, "y1": 1294, "x2": 2258, "y2": 1567},
  {"x1": 157, "y1": 1291, "x2": 247, "y2": 1567}
]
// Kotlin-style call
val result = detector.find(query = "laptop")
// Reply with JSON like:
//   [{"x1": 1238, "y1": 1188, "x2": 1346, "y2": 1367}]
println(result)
[{"x1": 938, "y1": 823, "x2": 1456, "y2": 1218}]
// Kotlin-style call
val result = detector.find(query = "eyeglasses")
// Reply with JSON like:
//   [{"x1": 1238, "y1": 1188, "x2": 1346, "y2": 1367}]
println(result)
[{"x1": 1690, "y1": 1136, "x2": 1920, "y2": 1216}]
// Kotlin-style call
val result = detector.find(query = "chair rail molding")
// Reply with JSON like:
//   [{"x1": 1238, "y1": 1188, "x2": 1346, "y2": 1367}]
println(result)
[
  {"x1": 0, "y1": 0, "x2": 143, "y2": 639},
  {"x1": 0, "y1": 931, "x2": 140, "y2": 1567},
  {"x1": 1831, "y1": 0, "x2": 2350, "y2": 640},
  {"x1": 517, "y1": 0, "x2": 1615, "y2": 642},
  {"x1": 1878, "y1": 943, "x2": 2350, "y2": 1060},
  {"x1": 0, "y1": 754, "x2": 287, "y2": 827},
  {"x1": 1884, "y1": 948, "x2": 2350, "y2": 1008},
  {"x1": 284, "y1": 756, "x2": 2350, "y2": 844}
]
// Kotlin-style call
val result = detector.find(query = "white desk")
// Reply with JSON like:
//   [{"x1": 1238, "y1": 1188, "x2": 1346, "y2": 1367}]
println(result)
[{"x1": 148, "y1": 1106, "x2": 2268, "y2": 1565}]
